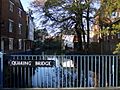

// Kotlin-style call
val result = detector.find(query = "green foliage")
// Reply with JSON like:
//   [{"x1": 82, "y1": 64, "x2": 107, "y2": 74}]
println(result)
[
  {"x1": 96, "y1": 0, "x2": 120, "y2": 28},
  {"x1": 34, "y1": 41, "x2": 44, "y2": 48},
  {"x1": 94, "y1": 23, "x2": 120, "y2": 37},
  {"x1": 44, "y1": 38, "x2": 61, "y2": 49},
  {"x1": 32, "y1": 0, "x2": 106, "y2": 51},
  {"x1": 45, "y1": 0, "x2": 65, "y2": 8},
  {"x1": 112, "y1": 23, "x2": 120, "y2": 31},
  {"x1": 99, "y1": 0, "x2": 120, "y2": 17},
  {"x1": 113, "y1": 43, "x2": 120, "y2": 54},
  {"x1": 34, "y1": 37, "x2": 64, "y2": 54},
  {"x1": 31, "y1": 1, "x2": 97, "y2": 40},
  {"x1": 113, "y1": 42, "x2": 120, "y2": 85},
  {"x1": 98, "y1": 23, "x2": 120, "y2": 36}
]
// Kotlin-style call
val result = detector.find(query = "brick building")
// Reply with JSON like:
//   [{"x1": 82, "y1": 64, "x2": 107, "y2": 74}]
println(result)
[
  {"x1": 0, "y1": 0, "x2": 34, "y2": 53},
  {"x1": 26, "y1": 9, "x2": 35, "y2": 51}
]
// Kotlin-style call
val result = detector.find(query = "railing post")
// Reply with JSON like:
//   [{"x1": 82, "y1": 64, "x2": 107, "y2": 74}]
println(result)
[{"x1": 0, "y1": 52, "x2": 3, "y2": 88}]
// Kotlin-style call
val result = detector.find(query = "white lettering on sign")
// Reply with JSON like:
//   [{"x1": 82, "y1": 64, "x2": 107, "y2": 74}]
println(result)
[
  {"x1": 11, "y1": 61, "x2": 32, "y2": 66},
  {"x1": 8, "y1": 60, "x2": 54, "y2": 67},
  {"x1": 35, "y1": 61, "x2": 51, "y2": 66}
]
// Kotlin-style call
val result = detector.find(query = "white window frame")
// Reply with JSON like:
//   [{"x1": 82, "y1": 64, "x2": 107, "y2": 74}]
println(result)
[
  {"x1": 19, "y1": 8, "x2": 22, "y2": 17},
  {"x1": 18, "y1": 39, "x2": 22, "y2": 50},
  {"x1": 9, "y1": 38, "x2": 13, "y2": 50},
  {"x1": 9, "y1": 19, "x2": 14, "y2": 32},
  {"x1": 9, "y1": 0, "x2": 14, "y2": 12},
  {"x1": 18, "y1": 23, "x2": 22, "y2": 34}
]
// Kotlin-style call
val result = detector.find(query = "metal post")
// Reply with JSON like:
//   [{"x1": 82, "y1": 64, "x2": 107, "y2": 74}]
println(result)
[{"x1": 0, "y1": 52, "x2": 3, "y2": 88}]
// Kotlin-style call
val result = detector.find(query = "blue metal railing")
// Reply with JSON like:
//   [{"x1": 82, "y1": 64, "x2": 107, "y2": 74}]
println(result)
[{"x1": 2, "y1": 55, "x2": 119, "y2": 88}]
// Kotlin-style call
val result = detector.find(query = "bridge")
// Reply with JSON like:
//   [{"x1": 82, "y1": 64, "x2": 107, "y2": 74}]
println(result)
[{"x1": 0, "y1": 52, "x2": 119, "y2": 89}]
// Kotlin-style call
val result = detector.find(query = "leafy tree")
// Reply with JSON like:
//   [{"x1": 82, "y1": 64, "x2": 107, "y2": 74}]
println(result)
[
  {"x1": 34, "y1": 28, "x2": 48, "y2": 48},
  {"x1": 94, "y1": 0, "x2": 120, "y2": 54},
  {"x1": 95, "y1": 0, "x2": 120, "y2": 29},
  {"x1": 97, "y1": 1, "x2": 120, "y2": 86},
  {"x1": 34, "y1": 28, "x2": 48, "y2": 40},
  {"x1": 31, "y1": 0, "x2": 98, "y2": 52},
  {"x1": 113, "y1": 43, "x2": 120, "y2": 54},
  {"x1": 84, "y1": 0, "x2": 99, "y2": 52}
]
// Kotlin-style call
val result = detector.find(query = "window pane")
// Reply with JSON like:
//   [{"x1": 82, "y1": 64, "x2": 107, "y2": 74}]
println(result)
[
  {"x1": 19, "y1": 39, "x2": 22, "y2": 50},
  {"x1": 9, "y1": 1, "x2": 14, "y2": 12},
  {"x1": 9, "y1": 38, "x2": 13, "y2": 50},
  {"x1": 19, "y1": 23, "x2": 22, "y2": 34},
  {"x1": 19, "y1": 8, "x2": 22, "y2": 17},
  {"x1": 9, "y1": 20, "x2": 13, "y2": 32}
]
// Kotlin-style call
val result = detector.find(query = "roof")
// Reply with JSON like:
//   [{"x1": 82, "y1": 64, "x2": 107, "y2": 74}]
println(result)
[{"x1": 14, "y1": 0, "x2": 24, "y2": 11}]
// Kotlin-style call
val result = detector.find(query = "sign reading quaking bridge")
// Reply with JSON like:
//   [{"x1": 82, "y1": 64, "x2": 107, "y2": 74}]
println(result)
[{"x1": 8, "y1": 60, "x2": 55, "y2": 67}]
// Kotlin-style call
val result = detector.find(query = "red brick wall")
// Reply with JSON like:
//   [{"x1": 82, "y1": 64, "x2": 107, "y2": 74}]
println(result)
[{"x1": 1, "y1": 0, "x2": 27, "y2": 53}]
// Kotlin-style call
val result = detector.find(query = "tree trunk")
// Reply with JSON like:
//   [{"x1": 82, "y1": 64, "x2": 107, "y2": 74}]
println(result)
[
  {"x1": 75, "y1": 24, "x2": 83, "y2": 51},
  {"x1": 86, "y1": 6, "x2": 90, "y2": 53}
]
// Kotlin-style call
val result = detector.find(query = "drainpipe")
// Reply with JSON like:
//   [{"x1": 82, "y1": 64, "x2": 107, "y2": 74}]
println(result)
[
  {"x1": 0, "y1": 0, "x2": 2, "y2": 51},
  {"x1": 0, "y1": 2, "x2": 3, "y2": 87}
]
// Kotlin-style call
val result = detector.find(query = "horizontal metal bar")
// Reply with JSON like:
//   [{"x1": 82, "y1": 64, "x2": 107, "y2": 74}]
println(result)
[{"x1": 1, "y1": 87, "x2": 120, "y2": 90}]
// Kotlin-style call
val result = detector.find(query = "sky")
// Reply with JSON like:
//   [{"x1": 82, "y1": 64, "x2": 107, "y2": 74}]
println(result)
[
  {"x1": 20, "y1": 0, "x2": 100, "y2": 35},
  {"x1": 20, "y1": 0, "x2": 32, "y2": 11},
  {"x1": 20, "y1": 0, "x2": 40, "y2": 27}
]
